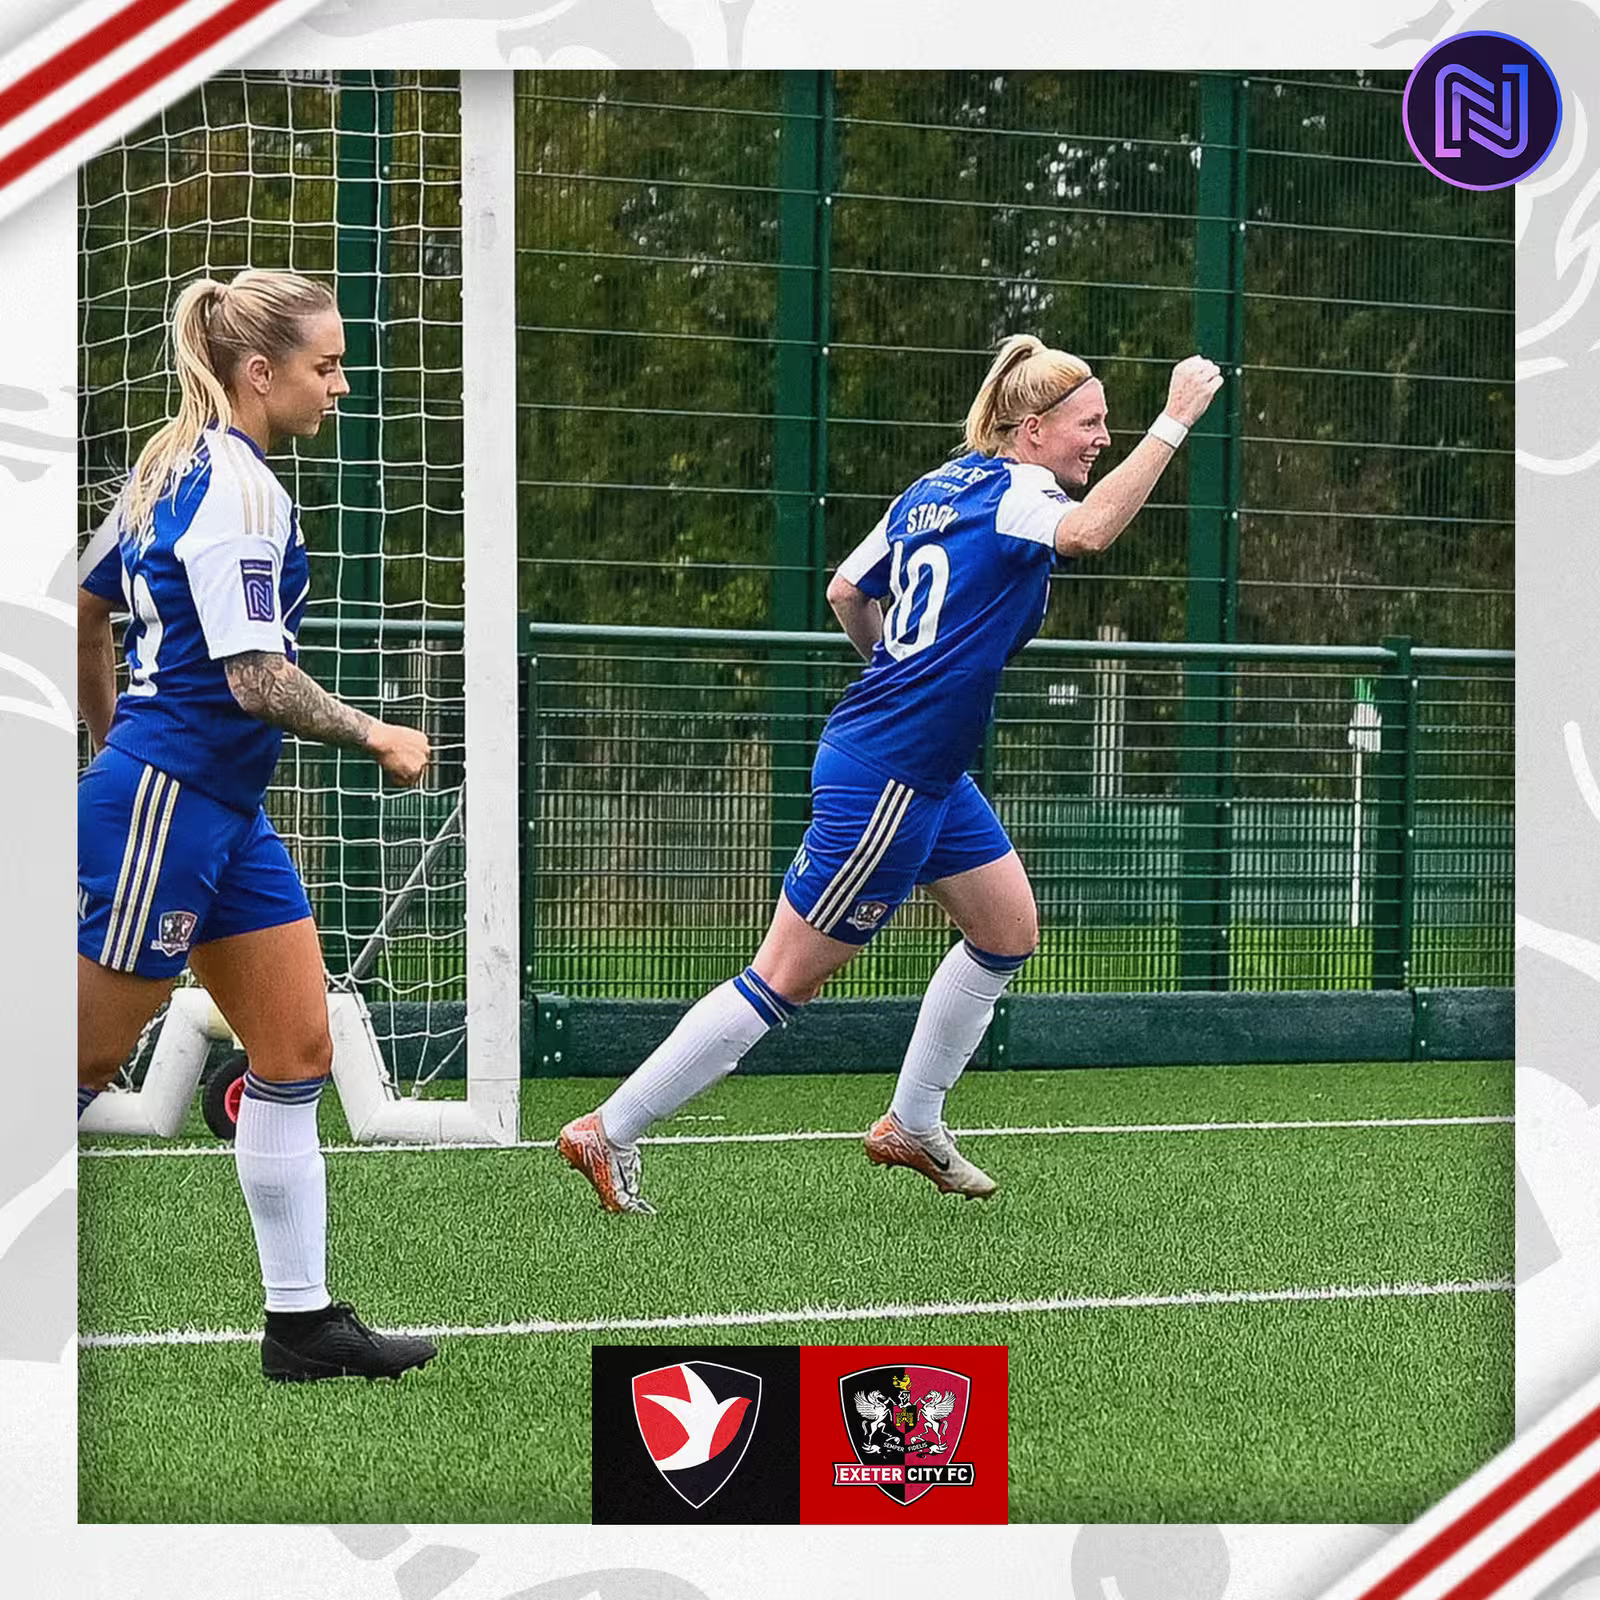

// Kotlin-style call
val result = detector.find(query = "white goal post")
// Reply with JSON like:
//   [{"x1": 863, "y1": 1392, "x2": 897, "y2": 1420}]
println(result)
[{"x1": 80, "y1": 72, "x2": 521, "y2": 1145}]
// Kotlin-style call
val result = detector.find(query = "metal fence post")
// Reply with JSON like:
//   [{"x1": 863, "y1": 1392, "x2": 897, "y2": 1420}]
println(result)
[
  {"x1": 773, "y1": 69, "x2": 831, "y2": 631},
  {"x1": 771, "y1": 72, "x2": 833, "y2": 893},
  {"x1": 521, "y1": 621, "x2": 539, "y2": 1001},
  {"x1": 331, "y1": 70, "x2": 390, "y2": 972},
  {"x1": 1372, "y1": 634, "x2": 1416, "y2": 988},
  {"x1": 1189, "y1": 71, "x2": 1247, "y2": 646},
  {"x1": 1179, "y1": 73, "x2": 1247, "y2": 989}
]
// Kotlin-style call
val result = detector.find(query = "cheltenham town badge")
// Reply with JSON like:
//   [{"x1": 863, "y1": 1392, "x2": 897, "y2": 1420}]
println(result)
[
  {"x1": 631, "y1": 1360, "x2": 763, "y2": 1509},
  {"x1": 835, "y1": 1362, "x2": 974, "y2": 1504}
]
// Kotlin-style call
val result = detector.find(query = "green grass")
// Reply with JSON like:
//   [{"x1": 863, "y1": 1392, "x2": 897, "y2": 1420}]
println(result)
[{"x1": 79, "y1": 1060, "x2": 1513, "y2": 1523}]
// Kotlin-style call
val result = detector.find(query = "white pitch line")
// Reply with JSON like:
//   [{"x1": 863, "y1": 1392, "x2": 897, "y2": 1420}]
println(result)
[
  {"x1": 77, "y1": 1112, "x2": 1513, "y2": 1161},
  {"x1": 78, "y1": 1277, "x2": 1514, "y2": 1351}
]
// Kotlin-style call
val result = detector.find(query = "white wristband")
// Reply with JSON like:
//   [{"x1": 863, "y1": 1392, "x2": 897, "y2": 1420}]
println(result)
[{"x1": 1147, "y1": 412, "x2": 1189, "y2": 450}]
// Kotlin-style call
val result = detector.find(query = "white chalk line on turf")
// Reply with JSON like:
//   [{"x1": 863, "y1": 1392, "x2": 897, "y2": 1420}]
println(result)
[
  {"x1": 78, "y1": 1112, "x2": 1513, "y2": 1161},
  {"x1": 78, "y1": 1277, "x2": 1514, "y2": 1350}
]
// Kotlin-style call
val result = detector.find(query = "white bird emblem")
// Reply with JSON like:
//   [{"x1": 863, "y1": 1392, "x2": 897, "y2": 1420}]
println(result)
[{"x1": 637, "y1": 1362, "x2": 750, "y2": 1470}]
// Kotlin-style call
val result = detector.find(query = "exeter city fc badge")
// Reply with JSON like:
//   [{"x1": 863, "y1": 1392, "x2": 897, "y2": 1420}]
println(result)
[
  {"x1": 845, "y1": 899, "x2": 889, "y2": 931},
  {"x1": 151, "y1": 909, "x2": 198, "y2": 956},
  {"x1": 631, "y1": 1360, "x2": 762, "y2": 1509},
  {"x1": 835, "y1": 1363, "x2": 974, "y2": 1504}
]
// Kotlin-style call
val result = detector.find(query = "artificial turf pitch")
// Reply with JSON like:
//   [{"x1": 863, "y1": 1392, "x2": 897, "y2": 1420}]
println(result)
[{"x1": 78, "y1": 1060, "x2": 1513, "y2": 1524}]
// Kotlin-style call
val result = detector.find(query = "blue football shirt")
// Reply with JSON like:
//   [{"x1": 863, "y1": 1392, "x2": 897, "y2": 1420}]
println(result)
[
  {"x1": 821, "y1": 450, "x2": 1073, "y2": 793},
  {"x1": 79, "y1": 427, "x2": 311, "y2": 813}
]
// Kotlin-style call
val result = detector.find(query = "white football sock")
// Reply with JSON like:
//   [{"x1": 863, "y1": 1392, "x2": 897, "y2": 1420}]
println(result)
[
  {"x1": 234, "y1": 1072, "x2": 332, "y2": 1314},
  {"x1": 890, "y1": 940, "x2": 1027, "y2": 1132},
  {"x1": 599, "y1": 967, "x2": 795, "y2": 1147}
]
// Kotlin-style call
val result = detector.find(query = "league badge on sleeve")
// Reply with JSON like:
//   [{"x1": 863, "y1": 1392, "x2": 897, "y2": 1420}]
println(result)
[{"x1": 239, "y1": 558, "x2": 276, "y2": 623}]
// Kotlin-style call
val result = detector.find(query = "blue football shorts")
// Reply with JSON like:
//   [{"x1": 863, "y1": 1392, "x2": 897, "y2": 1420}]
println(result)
[
  {"x1": 781, "y1": 740, "x2": 1014, "y2": 946},
  {"x1": 78, "y1": 745, "x2": 313, "y2": 980}
]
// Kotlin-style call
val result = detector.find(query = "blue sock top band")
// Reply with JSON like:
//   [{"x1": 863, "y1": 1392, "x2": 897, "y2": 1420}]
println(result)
[
  {"x1": 962, "y1": 939, "x2": 1030, "y2": 975},
  {"x1": 242, "y1": 1070, "x2": 327, "y2": 1106},
  {"x1": 733, "y1": 966, "x2": 798, "y2": 1027}
]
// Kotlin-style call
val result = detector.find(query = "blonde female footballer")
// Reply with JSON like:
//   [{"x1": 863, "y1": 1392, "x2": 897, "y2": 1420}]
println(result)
[
  {"x1": 560, "y1": 335, "x2": 1223, "y2": 1212},
  {"x1": 78, "y1": 270, "x2": 437, "y2": 1381}
]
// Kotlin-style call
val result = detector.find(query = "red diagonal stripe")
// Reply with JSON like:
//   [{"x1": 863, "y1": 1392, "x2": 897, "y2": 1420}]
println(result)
[
  {"x1": 1437, "y1": 1465, "x2": 1600, "y2": 1600},
  {"x1": 1357, "y1": 1403, "x2": 1600, "y2": 1600},
  {"x1": 0, "y1": 0, "x2": 286, "y2": 193},
  {"x1": 0, "y1": 0, "x2": 195, "y2": 131}
]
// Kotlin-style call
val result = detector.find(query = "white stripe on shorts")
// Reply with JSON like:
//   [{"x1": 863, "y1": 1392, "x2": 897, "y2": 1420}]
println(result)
[
  {"x1": 805, "y1": 778, "x2": 902, "y2": 932},
  {"x1": 113, "y1": 773, "x2": 180, "y2": 972},
  {"x1": 98, "y1": 763, "x2": 157, "y2": 967},
  {"x1": 807, "y1": 779, "x2": 914, "y2": 935}
]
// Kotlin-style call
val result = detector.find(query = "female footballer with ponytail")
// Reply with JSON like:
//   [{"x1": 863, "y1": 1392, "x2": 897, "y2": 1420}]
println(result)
[
  {"x1": 560, "y1": 336, "x2": 1222, "y2": 1213},
  {"x1": 78, "y1": 270, "x2": 437, "y2": 1381}
]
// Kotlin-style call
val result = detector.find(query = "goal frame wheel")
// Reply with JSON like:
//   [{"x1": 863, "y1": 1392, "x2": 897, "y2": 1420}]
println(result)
[{"x1": 201, "y1": 1051, "x2": 250, "y2": 1142}]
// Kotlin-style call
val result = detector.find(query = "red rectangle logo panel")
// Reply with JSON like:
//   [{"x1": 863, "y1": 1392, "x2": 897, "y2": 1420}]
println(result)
[{"x1": 799, "y1": 1344, "x2": 1008, "y2": 1524}]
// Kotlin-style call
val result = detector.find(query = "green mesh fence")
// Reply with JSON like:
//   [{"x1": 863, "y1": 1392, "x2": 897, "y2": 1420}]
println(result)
[
  {"x1": 525, "y1": 628, "x2": 1512, "y2": 999},
  {"x1": 515, "y1": 70, "x2": 1511, "y2": 648},
  {"x1": 77, "y1": 71, "x2": 1513, "y2": 1036},
  {"x1": 1238, "y1": 74, "x2": 1513, "y2": 646}
]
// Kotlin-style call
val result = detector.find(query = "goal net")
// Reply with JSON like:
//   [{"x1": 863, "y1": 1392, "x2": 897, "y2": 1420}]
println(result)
[{"x1": 77, "y1": 70, "x2": 518, "y2": 1143}]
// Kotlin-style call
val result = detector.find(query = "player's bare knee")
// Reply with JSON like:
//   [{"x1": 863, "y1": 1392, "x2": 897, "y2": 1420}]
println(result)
[
  {"x1": 981, "y1": 913, "x2": 1037, "y2": 960},
  {"x1": 752, "y1": 964, "x2": 820, "y2": 1007},
  {"x1": 962, "y1": 912, "x2": 1036, "y2": 962},
  {"x1": 254, "y1": 1027, "x2": 333, "y2": 1083},
  {"x1": 303, "y1": 1027, "x2": 334, "y2": 1080}
]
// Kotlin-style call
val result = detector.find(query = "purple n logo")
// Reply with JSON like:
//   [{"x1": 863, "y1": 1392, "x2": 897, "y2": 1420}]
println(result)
[
  {"x1": 1435, "y1": 63, "x2": 1529, "y2": 160},
  {"x1": 239, "y1": 558, "x2": 275, "y2": 623},
  {"x1": 1402, "y1": 31, "x2": 1561, "y2": 192}
]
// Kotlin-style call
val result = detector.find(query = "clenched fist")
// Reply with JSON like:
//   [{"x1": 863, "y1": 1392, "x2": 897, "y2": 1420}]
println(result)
[
  {"x1": 1165, "y1": 355, "x2": 1225, "y2": 427},
  {"x1": 366, "y1": 720, "x2": 431, "y2": 787}
]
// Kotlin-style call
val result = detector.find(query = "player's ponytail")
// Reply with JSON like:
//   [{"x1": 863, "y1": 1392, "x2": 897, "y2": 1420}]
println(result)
[
  {"x1": 122, "y1": 268, "x2": 336, "y2": 534},
  {"x1": 964, "y1": 334, "x2": 1094, "y2": 457}
]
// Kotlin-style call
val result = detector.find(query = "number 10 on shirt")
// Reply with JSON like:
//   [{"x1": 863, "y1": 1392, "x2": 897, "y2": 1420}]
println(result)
[{"x1": 883, "y1": 540, "x2": 951, "y2": 661}]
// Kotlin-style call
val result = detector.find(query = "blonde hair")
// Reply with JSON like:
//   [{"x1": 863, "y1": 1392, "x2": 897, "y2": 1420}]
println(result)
[
  {"x1": 964, "y1": 334, "x2": 1094, "y2": 456},
  {"x1": 122, "y1": 268, "x2": 337, "y2": 532}
]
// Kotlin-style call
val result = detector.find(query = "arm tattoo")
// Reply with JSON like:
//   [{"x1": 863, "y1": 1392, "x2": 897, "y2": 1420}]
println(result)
[{"x1": 224, "y1": 650, "x2": 374, "y2": 749}]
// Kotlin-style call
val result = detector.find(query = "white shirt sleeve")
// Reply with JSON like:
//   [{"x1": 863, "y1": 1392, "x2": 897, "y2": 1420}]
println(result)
[
  {"x1": 77, "y1": 511, "x2": 124, "y2": 599},
  {"x1": 175, "y1": 450, "x2": 289, "y2": 659},
  {"x1": 835, "y1": 508, "x2": 895, "y2": 597},
  {"x1": 996, "y1": 463, "x2": 1075, "y2": 550}
]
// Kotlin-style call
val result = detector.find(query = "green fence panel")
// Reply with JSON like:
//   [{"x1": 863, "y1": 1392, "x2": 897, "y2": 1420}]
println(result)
[
  {"x1": 514, "y1": 70, "x2": 1512, "y2": 649},
  {"x1": 1237, "y1": 74, "x2": 1513, "y2": 647},
  {"x1": 522, "y1": 625, "x2": 1511, "y2": 1002}
]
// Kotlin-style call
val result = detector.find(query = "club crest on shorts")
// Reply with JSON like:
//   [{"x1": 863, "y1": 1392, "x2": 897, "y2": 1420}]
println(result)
[
  {"x1": 631, "y1": 1360, "x2": 762, "y2": 1509},
  {"x1": 151, "y1": 909, "x2": 198, "y2": 956},
  {"x1": 846, "y1": 899, "x2": 889, "y2": 931},
  {"x1": 834, "y1": 1363, "x2": 974, "y2": 1504}
]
